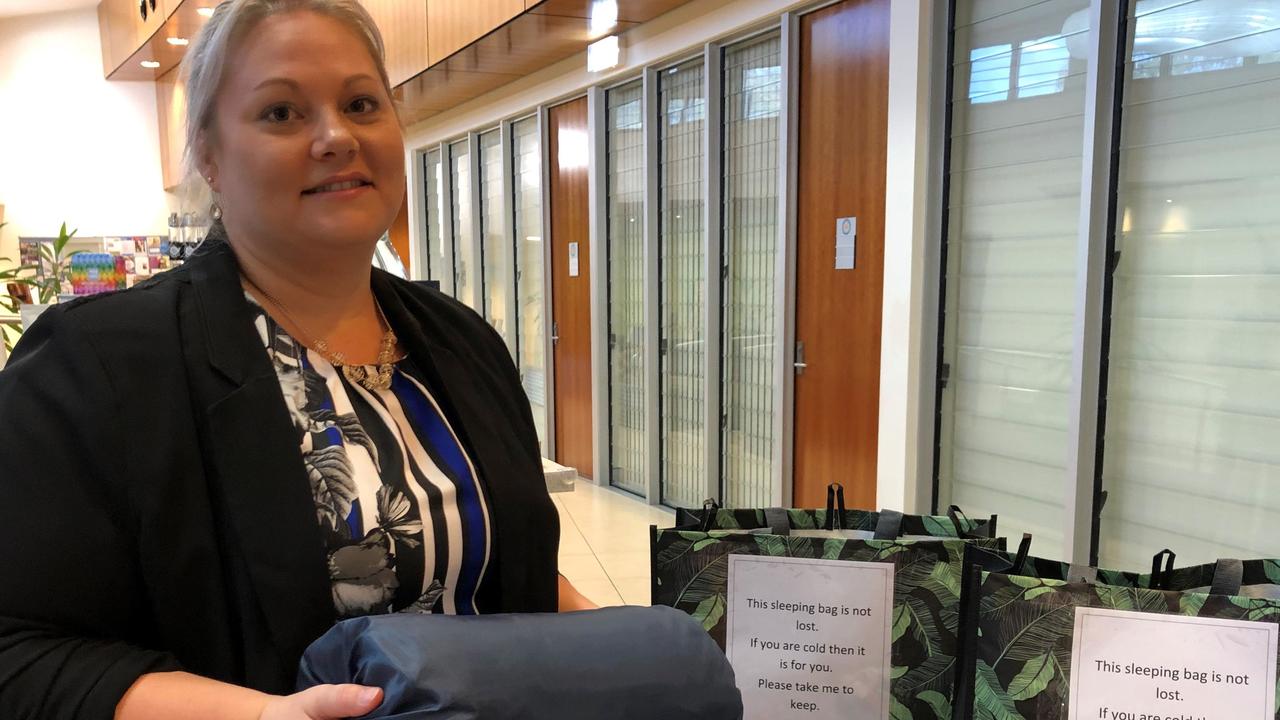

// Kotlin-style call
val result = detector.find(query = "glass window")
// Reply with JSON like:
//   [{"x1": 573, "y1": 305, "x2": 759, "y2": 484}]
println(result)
[
  {"x1": 658, "y1": 59, "x2": 706, "y2": 509},
  {"x1": 937, "y1": 0, "x2": 1091, "y2": 558},
  {"x1": 721, "y1": 33, "x2": 781, "y2": 508},
  {"x1": 512, "y1": 115, "x2": 548, "y2": 452},
  {"x1": 478, "y1": 129, "x2": 511, "y2": 348},
  {"x1": 607, "y1": 80, "x2": 648, "y2": 497},
  {"x1": 449, "y1": 139, "x2": 475, "y2": 307},
  {"x1": 968, "y1": 45, "x2": 1012, "y2": 103},
  {"x1": 741, "y1": 65, "x2": 781, "y2": 119},
  {"x1": 423, "y1": 148, "x2": 445, "y2": 283},
  {"x1": 1017, "y1": 36, "x2": 1071, "y2": 98},
  {"x1": 1098, "y1": 0, "x2": 1280, "y2": 568}
]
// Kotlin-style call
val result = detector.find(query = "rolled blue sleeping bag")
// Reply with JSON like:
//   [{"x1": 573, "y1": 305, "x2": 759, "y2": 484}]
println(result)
[{"x1": 297, "y1": 605, "x2": 743, "y2": 719}]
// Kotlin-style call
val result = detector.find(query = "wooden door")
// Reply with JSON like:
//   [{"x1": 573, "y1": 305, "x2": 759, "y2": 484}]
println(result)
[
  {"x1": 792, "y1": 0, "x2": 890, "y2": 509},
  {"x1": 549, "y1": 97, "x2": 594, "y2": 479}
]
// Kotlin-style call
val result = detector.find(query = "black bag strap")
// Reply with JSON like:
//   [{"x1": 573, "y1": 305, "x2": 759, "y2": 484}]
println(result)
[
  {"x1": 823, "y1": 484, "x2": 847, "y2": 531},
  {"x1": 763, "y1": 508, "x2": 791, "y2": 536},
  {"x1": 1210, "y1": 558, "x2": 1244, "y2": 596},
  {"x1": 698, "y1": 498, "x2": 720, "y2": 532},
  {"x1": 953, "y1": 560, "x2": 985, "y2": 720},
  {"x1": 1149, "y1": 549, "x2": 1177, "y2": 590},
  {"x1": 1012, "y1": 534, "x2": 1033, "y2": 575},
  {"x1": 947, "y1": 505, "x2": 973, "y2": 538},
  {"x1": 873, "y1": 509, "x2": 904, "y2": 540}
]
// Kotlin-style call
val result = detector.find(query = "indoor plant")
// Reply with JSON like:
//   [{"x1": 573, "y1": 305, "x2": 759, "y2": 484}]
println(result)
[{"x1": 0, "y1": 222, "x2": 81, "y2": 353}]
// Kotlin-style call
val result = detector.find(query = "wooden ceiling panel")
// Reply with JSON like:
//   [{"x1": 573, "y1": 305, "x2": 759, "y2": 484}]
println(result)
[
  {"x1": 440, "y1": 13, "x2": 635, "y2": 76},
  {"x1": 527, "y1": 0, "x2": 690, "y2": 23},
  {"x1": 398, "y1": 68, "x2": 525, "y2": 114}
]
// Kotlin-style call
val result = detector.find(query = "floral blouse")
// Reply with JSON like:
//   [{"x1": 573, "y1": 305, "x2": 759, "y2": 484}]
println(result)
[{"x1": 248, "y1": 295, "x2": 492, "y2": 618}]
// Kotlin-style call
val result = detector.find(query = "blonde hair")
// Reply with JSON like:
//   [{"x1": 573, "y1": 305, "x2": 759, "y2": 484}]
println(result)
[{"x1": 179, "y1": 0, "x2": 394, "y2": 195}]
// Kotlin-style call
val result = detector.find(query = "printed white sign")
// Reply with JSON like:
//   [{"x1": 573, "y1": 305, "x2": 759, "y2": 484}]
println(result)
[
  {"x1": 568, "y1": 241, "x2": 580, "y2": 277},
  {"x1": 727, "y1": 555, "x2": 894, "y2": 720},
  {"x1": 1069, "y1": 607, "x2": 1278, "y2": 720},
  {"x1": 834, "y1": 216, "x2": 856, "y2": 270}
]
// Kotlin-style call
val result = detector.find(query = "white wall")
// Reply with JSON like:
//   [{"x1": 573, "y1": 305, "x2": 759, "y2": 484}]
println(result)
[{"x1": 0, "y1": 7, "x2": 171, "y2": 265}]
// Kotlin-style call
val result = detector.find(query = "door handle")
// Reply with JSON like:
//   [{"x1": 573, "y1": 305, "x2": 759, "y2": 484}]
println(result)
[
  {"x1": 794, "y1": 340, "x2": 807, "y2": 376},
  {"x1": 551, "y1": 321, "x2": 560, "y2": 346}
]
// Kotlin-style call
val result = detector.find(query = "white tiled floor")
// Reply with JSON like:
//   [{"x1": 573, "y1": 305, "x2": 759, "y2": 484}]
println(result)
[{"x1": 554, "y1": 480, "x2": 676, "y2": 607}]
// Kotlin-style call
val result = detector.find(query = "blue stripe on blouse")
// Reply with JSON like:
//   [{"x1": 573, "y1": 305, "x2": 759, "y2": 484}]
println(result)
[
  {"x1": 299, "y1": 350, "x2": 364, "y2": 540},
  {"x1": 391, "y1": 371, "x2": 488, "y2": 614}
]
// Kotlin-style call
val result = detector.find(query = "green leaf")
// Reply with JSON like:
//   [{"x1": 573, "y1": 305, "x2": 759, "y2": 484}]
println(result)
[
  {"x1": 1008, "y1": 575, "x2": 1041, "y2": 589},
  {"x1": 690, "y1": 593, "x2": 726, "y2": 631},
  {"x1": 1006, "y1": 653, "x2": 1054, "y2": 701},
  {"x1": 896, "y1": 656, "x2": 956, "y2": 696},
  {"x1": 674, "y1": 555, "x2": 728, "y2": 605},
  {"x1": 753, "y1": 535, "x2": 787, "y2": 556},
  {"x1": 904, "y1": 595, "x2": 940, "y2": 657},
  {"x1": 1096, "y1": 585, "x2": 1168, "y2": 613},
  {"x1": 974, "y1": 660, "x2": 1027, "y2": 720},
  {"x1": 1095, "y1": 585, "x2": 1134, "y2": 610},
  {"x1": 692, "y1": 538, "x2": 719, "y2": 552},
  {"x1": 1023, "y1": 586, "x2": 1056, "y2": 601},
  {"x1": 873, "y1": 542, "x2": 909, "y2": 560},
  {"x1": 52, "y1": 222, "x2": 76, "y2": 255},
  {"x1": 922, "y1": 515, "x2": 954, "y2": 537},
  {"x1": 890, "y1": 696, "x2": 913, "y2": 720},
  {"x1": 917, "y1": 689, "x2": 952, "y2": 720},
  {"x1": 891, "y1": 664, "x2": 908, "y2": 679},
  {"x1": 991, "y1": 602, "x2": 1075, "y2": 666},
  {"x1": 1180, "y1": 593, "x2": 1207, "y2": 616},
  {"x1": 822, "y1": 538, "x2": 844, "y2": 560},
  {"x1": 715, "y1": 511, "x2": 740, "y2": 529},
  {"x1": 1264, "y1": 559, "x2": 1280, "y2": 586},
  {"x1": 892, "y1": 603, "x2": 911, "y2": 642},
  {"x1": 789, "y1": 510, "x2": 817, "y2": 529},
  {"x1": 927, "y1": 561, "x2": 962, "y2": 600}
]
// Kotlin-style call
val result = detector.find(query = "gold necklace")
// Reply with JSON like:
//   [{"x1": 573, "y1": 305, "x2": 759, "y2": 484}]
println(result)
[{"x1": 241, "y1": 273, "x2": 401, "y2": 392}]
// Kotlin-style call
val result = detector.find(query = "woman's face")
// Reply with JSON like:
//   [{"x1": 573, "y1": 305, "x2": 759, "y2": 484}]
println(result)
[{"x1": 201, "y1": 11, "x2": 405, "y2": 253}]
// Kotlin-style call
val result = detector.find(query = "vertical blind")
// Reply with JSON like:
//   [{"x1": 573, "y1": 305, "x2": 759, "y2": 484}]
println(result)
[
  {"x1": 720, "y1": 33, "x2": 782, "y2": 508},
  {"x1": 1099, "y1": 0, "x2": 1280, "y2": 568},
  {"x1": 939, "y1": 0, "x2": 1091, "y2": 558},
  {"x1": 449, "y1": 139, "x2": 475, "y2": 307},
  {"x1": 607, "y1": 80, "x2": 648, "y2": 496},
  {"x1": 512, "y1": 115, "x2": 548, "y2": 452},
  {"x1": 423, "y1": 148, "x2": 445, "y2": 283},
  {"x1": 478, "y1": 129, "x2": 510, "y2": 347},
  {"x1": 658, "y1": 59, "x2": 708, "y2": 509}
]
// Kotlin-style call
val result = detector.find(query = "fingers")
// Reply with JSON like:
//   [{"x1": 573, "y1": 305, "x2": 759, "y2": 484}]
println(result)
[{"x1": 294, "y1": 683, "x2": 383, "y2": 719}]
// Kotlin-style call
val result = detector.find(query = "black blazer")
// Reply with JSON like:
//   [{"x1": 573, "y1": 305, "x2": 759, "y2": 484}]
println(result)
[{"x1": 0, "y1": 232, "x2": 559, "y2": 720}]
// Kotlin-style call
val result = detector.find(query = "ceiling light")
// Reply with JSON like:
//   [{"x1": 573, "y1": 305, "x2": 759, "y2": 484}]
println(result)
[
  {"x1": 589, "y1": 0, "x2": 618, "y2": 36},
  {"x1": 196, "y1": 7, "x2": 214, "y2": 17},
  {"x1": 587, "y1": 35, "x2": 621, "y2": 73},
  {"x1": 166, "y1": 37, "x2": 189, "y2": 46},
  {"x1": 141, "y1": 60, "x2": 161, "y2": 69}
]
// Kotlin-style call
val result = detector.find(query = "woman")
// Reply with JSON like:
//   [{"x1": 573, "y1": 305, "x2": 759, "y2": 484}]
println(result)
[{"x1": 0, "y1": 2, "x2": 592, "y2": 718}]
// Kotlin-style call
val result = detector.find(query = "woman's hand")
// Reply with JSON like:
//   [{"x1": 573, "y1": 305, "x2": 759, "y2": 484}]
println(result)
[
  {"x1": 258, "y1": 684, "x2": 383, "y2": 720},
  {"x1": 115, "y1": 671, "x2": 382, "y2": 720}
]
